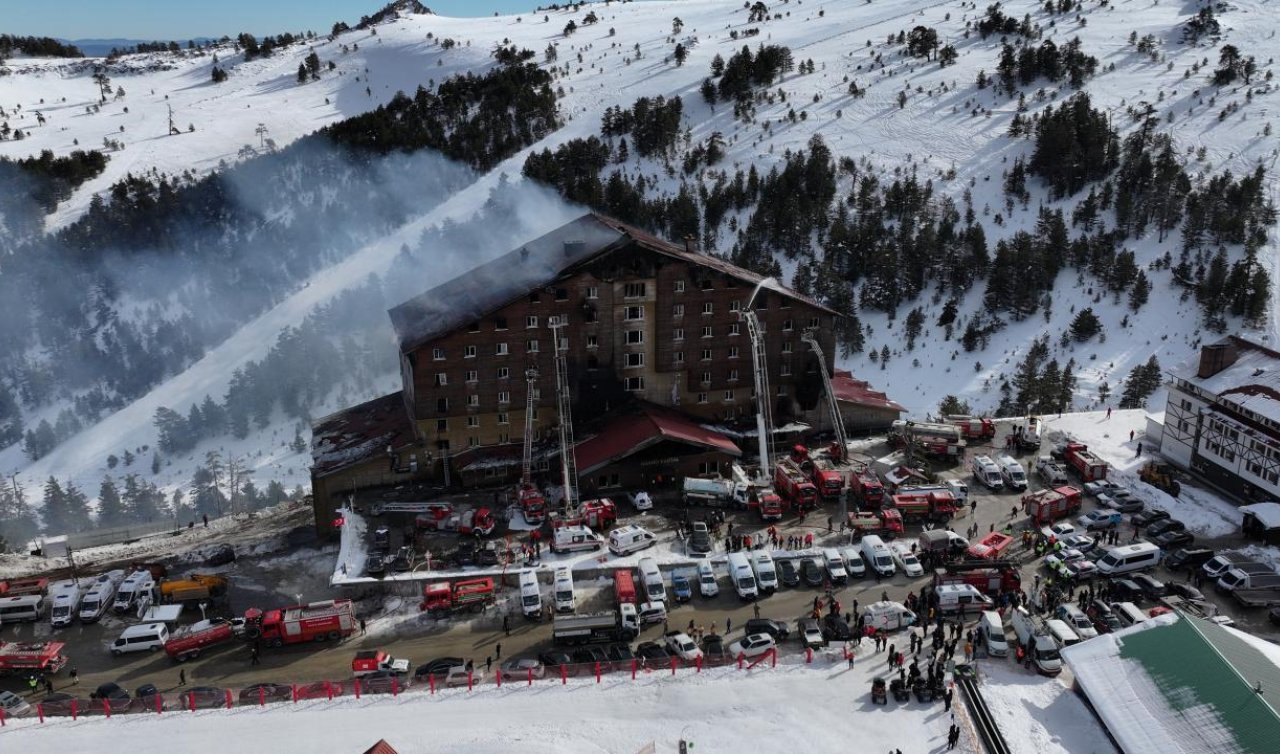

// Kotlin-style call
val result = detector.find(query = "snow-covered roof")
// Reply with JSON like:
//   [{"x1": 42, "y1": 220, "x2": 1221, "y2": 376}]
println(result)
[
  {"x1": 1240, "y1": 502, "x2": 1280, "y2": 530},
  {"x1": 311, "y1": 391, "x2": 415, "y2": 478},
  {"x1": 830, "y1": 369, "x2": 906, "y2": 413},
  {"x1": 1179, "y1": 339, "x2": 1280, "y2": 423},
  {"x1": 1063, "y1": 612, "x2": 1280, "y2": 754}
]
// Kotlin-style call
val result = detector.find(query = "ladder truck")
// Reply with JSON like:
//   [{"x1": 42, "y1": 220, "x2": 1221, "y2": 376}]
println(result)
[
  {"x1": 516, "y1": 368, "x2": 547, "y2": 525},
  {"x1": 742, "y1": 279, "x2": 776, "y2": 485},
  {"x1": 801, "y1": 328, "x2": 849, "y2": 463},
  {"x1": 546, "y1": 320, "x2": 615, "y2": 529}
]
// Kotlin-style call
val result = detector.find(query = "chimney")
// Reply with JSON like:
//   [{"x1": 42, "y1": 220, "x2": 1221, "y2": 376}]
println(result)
[
  {"x1": 563, "y1": 240, "x2": 586, "y2": 258},
  {"x1": 1198, "y1": 340, "x2": 1240, "y2": 379},
  {"x1": 684, "y1": 235, "x2": 695, "y2": 253}
]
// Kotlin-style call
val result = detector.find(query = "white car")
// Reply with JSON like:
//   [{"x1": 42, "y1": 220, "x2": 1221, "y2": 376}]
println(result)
[
  {"x1": 1061, "y1": 534, "x2": 1096, "y2": 552},
  {"x1": 630, "y1": 491, "x2": 654, "y2": 511},
  {"x1": 1044, "y1": 548, "x2": 1086, "y2": 570},
  {"x1": 728, "y1": 633, "x2": 777, "y2": 659},
  {"x1": 1041, "y1": 522, "x2": 1076, "y2": 538},
  {"x1": 799, "y1": 618, "x2": 825, "y2": 649},
  {"x1": 0, "y1": 690, "x2": 31, "y2": 718},
  {"x1": 1084, "y1": 480, "x2": 1121, "y2": 496},
  {"x1": 891, "y1": 546, "x2": 924, "y2": 578},
  {"x1": 664, "y1": 631, "x2": 704, "y2": 662},
  {"x1": 696, "y1": 562, "x2": 720, "y2": 597}
]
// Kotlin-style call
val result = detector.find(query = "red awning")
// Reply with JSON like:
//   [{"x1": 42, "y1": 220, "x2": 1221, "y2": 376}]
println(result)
[
  {"x1": 831, "y1": 369, "x2": 906, "y2": 412},
  {"x1": 575, "y1": 407, "x2": 741, "y2": 474}
]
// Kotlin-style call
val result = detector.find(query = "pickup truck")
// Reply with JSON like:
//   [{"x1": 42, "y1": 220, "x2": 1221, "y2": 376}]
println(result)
[{"x1": 352, "y1": 650, "x2": 410, "y2": 677}]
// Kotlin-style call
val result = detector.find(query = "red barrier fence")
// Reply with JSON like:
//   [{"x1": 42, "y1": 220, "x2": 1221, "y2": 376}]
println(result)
[{"x1": 10, "y1": 647, "x2": 808, "y2": 724}]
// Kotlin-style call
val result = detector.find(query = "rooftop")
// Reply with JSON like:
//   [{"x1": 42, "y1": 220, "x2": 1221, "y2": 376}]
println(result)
[
  {"x1": 1063, "y1": 612, "x2": 1280, "y2": 754},
  {"x1": 1180, "y1": 336, "x2": 1280, "y2": 423},
  {"x1": 574, "y1": 405, "x2": 741, "y2": 475},
  {"x1": 311, "y1": 392, "x2": 416, "y2": 479},
  {"x1": 830, "y1": 369, "x2": 905, "y2": 412},
  {"x1": 387, "y1": 213, "x2": 834, "y2": 354}
]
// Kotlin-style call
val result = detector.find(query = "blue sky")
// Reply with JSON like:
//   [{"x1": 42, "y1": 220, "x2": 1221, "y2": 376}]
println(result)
[{"x1": 5, "y1": 1, "x2": 549, "y2": 41}]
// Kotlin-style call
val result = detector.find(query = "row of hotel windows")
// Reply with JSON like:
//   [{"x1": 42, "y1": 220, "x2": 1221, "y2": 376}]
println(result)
[
  {"x1": 433, "y1": 379, "x2": 788, "y2": 418},
  {"x1": 429, "y1": 355, "x2": 793, "y2": 388}
]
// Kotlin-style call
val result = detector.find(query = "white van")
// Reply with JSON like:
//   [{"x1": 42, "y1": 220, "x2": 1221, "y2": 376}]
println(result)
[
  {"x1": 696, "y1": 561, "x2": 720, "y2": 597},
  {"x1": 751, "y1": 552, "x2": 779, "y2": 593},
  {"x1": 48, "y1": 580, "x2": 85, "y2": 628},
  {"x1": 822, "y1": 548, "x2": 848, "y2": 585},
  {"x1": 553, "y1": 567, "x2": 576, "y2": 613},
  {"x1": 637, "y1": 558, "x2": 666, "y2": 604},
  {"x1": 860, "y1": 535, "x2": 895, "y2": 578},
  {"x1": 971, "y1": 455, "x2": 1003, "y2": 490},
  {"x1": 110, "y1": 622, "x2": 170, "y2": 656},
  {"x1": 1045, "y1": 618, "x2": 1081, "y2": 648},
  {"x1": 79, "y1": 569, "x2": 126, "y2": 624},
  {"x1": 934, "y1": 584, "x2": 994, "y2": 614},
  {"x1": 889, "y1": 542, "x2": 924, "y2": 577},
  {"x1": 862, "y1": 601, "x2": 916, "y2": 631},
  {"x1": 113, "y1": 571, "x2": 156, "y2": 614},
  {"x1": 996, "y1": 455, "x2": 1028, "y2": 491},
  {"x1": 1095, "y1": 543, "x2": 1162, "y2": 576},
  {"x1": 608, "y1": 525, "x2": 656, "y2": 556},
  {"x1": 839, "y1": 546, "x2": 867, "y2": 579},
  {"x1": 519, "y1": 570, "x2": 542, "y2": 619},
  {"x1": 979, "y1": 611, "x2": 1008, "y2": 657},
  {"x1": 1111, "y1": 601, "x2": 1147, "y2": 627},
  {"x1": 1009, "y1": 606, "x2": 1062, "y2": 676},
  {"x1": 637, "y1": 601, "x2": 668, "y2": 626},
  {"x1": 552, "y1": 525, "x2": 604, "y2": 554},
  {"x1": 726, "y1": 552, "x2": 759, "y2": 601},
  {"x1": 0, "y1": 595, "x2": 45, "y2": 624}
]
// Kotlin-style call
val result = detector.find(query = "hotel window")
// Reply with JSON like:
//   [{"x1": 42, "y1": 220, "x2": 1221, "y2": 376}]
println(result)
[
  {"x1": 532, "y1": 388, "x2": 542, "y2": 400},
  {"x1": 701, "y1": 349, "x2": 712, "y2": 361},
  {"x1": 465, "y1": 370, "x2": 477, "y2": 383},
  {"x1": 467, "y1": 395, "x2": 480, "y2": 408},
  {"x1": 468, "y1": 322, "x2": 480, "y2": 333},
  {"x1": 494, "y1": 317, "x2": 508, "y2": 330},
  {"x1": 526, "y1": 316, "x2": 538, "y2": 329},
  {"x1": 497, "y1": 412, "x2": 510, "y2": 425},
  {"x1": 674, "y1": 352, "x2": 685, "y2": 365},
  {"x1": 624, "y1": 305, "x2": 644, "y2": 321},
  {"x1": 729, "y1": 369, "x2": 739, "y2": 382},
  {"x1": 809, "y1": 317, "x2": 820, "y2": 328},
  {"x1": 436, "y1": 398, "x2": 449, "y2": 412},
  {"x1": 626, "y1": 330, "x2": 645, "y2": 344},
  {"x1": 587, "y1": 335, "x2": 599, "y2": 349},
  {"x1": 529, "y1": 292, "x2": 540, "y2": 304},
  {"x1": 436, "y1": 419, "x2": 448, "y2": 431},
  {"x1": 468, "y1": 437, "x2": 479, "y2": 448},
  {"x1": 625, "y1": 376, "x2": 645, "y2": 391},
  {"x1": 729, "y1": 323, "x2": 740, "y2": 336},
  {"x1": 555, "y1": 288, "x2": 568, "y2": 301},
  {"x1": 498, "y1": 432, "x2": 510, "y2": 444},
  {"x1": 625, "y1": 353, "x2": 645, "y2": 368},
  {"x1": 432, "y1": 347, "x2": 445, "y2": 360},
  {"x1": 434, "y1": 373, "x2": 448, "y2": 387},
  {"x1": 700, "y1": 371, "x2": 712, "y2": 384},
  {"x1": 586, "y1": 286, "x2": 598, "y2": 299},
  {"x1": 675, "y1": 280, "x2": 685, "y2": 293},
  {"x1": 498, "y1": 391, "x2": 510, "y2": 404},
  {"x1": 702, "y1": 326, "x2": 713, "y2": 338},
  {"x1": 723, "y1": 390, "x2": 735, "y2": 402},
  {"x1": 730, "y1": 300, "x2": 741, "y2": 312},
  {"x1": 697, "y1": 392, "x2": 708, "y2": 404},
  {"x1": 781, "y1": 361, "x2": 792, "y2": 376},
  {"x1": 782, "y1": 341, "x2": 793, "y2": 354},
  {"x1": 698, "y1": 461, "x2": 719, "y2": 475},
  {"x1": 699, "y1": 278, "x2": 713, "y2": 291},
  {"x1": 729, "y1": 346, "x2": 740, "y2": 359},
  {"x1": 673, "y1": 304, "x2": 685, "y2": 317},
  {"x1": 527, "y1": 340, "x2": 539, "y2": 353},
  {"x1": 777, "y1": 385, "x2": 788, "y2": 397},
  {"x1": 466, "y1": 416, "x2": 480, "y2": 428},
  {"x1": 783, "y1": 319, "x2": 793, "y2": 332},
  {"x1": 624, "y1": 282, "x2": 647, "y2": 298},
  {"x1": 496, "y1": 342, "x2": 509, "y2": 356},
  {"x1": 702, "y1": 302, "x2": 714, "y2": 315},
  {"x1": 673, "y1": 328, "x2": 685, "y2": 341},
  {"x1": 464, "y1": 345, "x2": 477, "y2": 358},
  {"x1": 497, "y1": 367, "x2": 510, "y2": 379}
]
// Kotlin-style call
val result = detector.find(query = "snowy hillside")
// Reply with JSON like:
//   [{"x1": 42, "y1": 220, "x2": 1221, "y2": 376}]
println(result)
[{"x1": 1, "y1": 0, "x2": 1278, "y2": 516}]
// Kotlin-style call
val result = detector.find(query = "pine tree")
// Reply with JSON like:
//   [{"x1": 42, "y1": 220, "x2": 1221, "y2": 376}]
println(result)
[
  {"x1": 1128, "y1": 271, "x2": 1150, "y2": 311},
  {"x1": 674, "y1": 43, "x2": 688, "y2": 66},
  {"x1": 904, "y1": 308, "x2": 926, "y2": 351},
  {"x1": 151, "y1": 452, "x2": 161, "y2": 475},
  {"x1": 98, "y1": 476, "x2": 126, "y2": 526},
  {"x1": 297, "y1": 63, "x2": 308, "y2": 84},
  {"x1": 0, "y1": 484, "x2": 38, "y2": 553},
  {"x1": 1069, "y1": 307, "x2": 1102, "y2": 342},
  {"x1": 938, "y1": 395, "x2": 972, "y2": 416}
]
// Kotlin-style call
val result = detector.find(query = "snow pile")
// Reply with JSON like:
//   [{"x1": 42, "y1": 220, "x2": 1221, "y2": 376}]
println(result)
[
  {"x1": 331, "y1": 506, "x2": 370, "y2": 584},
  {"x1": 979, "y1": 661, "x2": 1119, "y2": 754}
]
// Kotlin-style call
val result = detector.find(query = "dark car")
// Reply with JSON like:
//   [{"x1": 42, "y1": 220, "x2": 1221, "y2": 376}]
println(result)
[
  {"x1": 1151, "y1": 529, "x2": 1195, "y2": 549},
  {"x1": 1130, "y1": 573, "x2": 1167, "y2": 600},
  {"x1": 1131, "y1": 509, "x2": 1171, "y2": 528},
  {"x1": 414, "y1": 657, "x2": 465, "y2": 683},
  {"x1": 800, "y1": 558, "x2": 824, "y2": 587},
  {"x1": 636, "y1": 642, "x2": 670, "y2": 663},
  {"x1": 572, "y1": 646, "x2": 611, "y2": 668},
  {"x1": 1146, "y1": 519, "x2": 1187, "y2": 538},
  {"x1": 364, "y1": 552, "x2": 387, "y2": 577},
  {"x1": 452, "y1": 541, "x2": 477, "y2": 567},
  {"x1": 180, "y1": 687, "x2": 226, "y2": 710},
  {"x1": 1109, "y1": 578, "x2": 1146, "y2": 603},
  {"x1": 361, "y1": 670, "x2": 411, "y2": 695},
  {"x1": 1270, "y1": 607, "x2": 1280, "y2": 627},
  {"x1": 538, "y1": 650, "x2": 576, "y2": 676},
  {"x1": 1165, "y1": 547, "x2": 1216, "y2": 572},
  {"x1": 205, "y1": 544, "x2": 236, "y2": 567},
  {"x1": 745, "y1": 618, "x2": 790, "y2": 641},
  {"x1": 606, "y1": 644, "x2": 635, "y2": 668},
  {"x1": 239, "y1": 683, "x2": 292, "y2": 704},
  {"x1": 777, "y1": 558, "x2": 800, "y2": 587},
  {"x1": 820, "y1": 614, "x2": 853, "y2": 642},
  {"x1": 90, "y1": 682, "x2": 130, "y2": 703},
  {"x1": 1167, "y1": 582, "x2": 1207, "y2": 602},
  {"x1": 37, "y1": 692, "x2": 79, "y2": 717},
  {"x1": 477, "y1": 541, "x2": 501, "y2": 567},
  {"x1": 134, "y1": 684, "x2": 167, "y2": 711},
  {"x1": 391, "y1": 546, "x2": 416, "y2": 572},
  {"x1": 689, "y1": 526, "x2": 712, "y2": 557},
  {"x1": 701, "y1": 634, "x2": 733, "y2": 666},
  {"x1": 1086, "y1": 600, "x2": 1123, "y2": 633}
]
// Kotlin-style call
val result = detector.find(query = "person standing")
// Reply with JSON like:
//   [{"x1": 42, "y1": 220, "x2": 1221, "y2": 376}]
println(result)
[
  {"x1": 360, "y1": 618, "x2": 367, "y2": 635},
  {"x1": 69, "y1": 667, "x2": 79, "y2": 685},
  {"x1": 944, "y1": 687, "x2": 954, "y2": 711},
  {"x1": 496, "y1": 643, "x2": 503, "y2": 660},
  {"x1": 202, "y1": 514, "x2": 209, "y2": 527},
  {"x1": 485, "y1": 656, "x2": 493, "y2": 672},
  {"x1": 179, "y1": 668, "x2": 187, "y2": 686},
  {"x1": 726, "y1": 617, "x2": 733, "y2": 634}
]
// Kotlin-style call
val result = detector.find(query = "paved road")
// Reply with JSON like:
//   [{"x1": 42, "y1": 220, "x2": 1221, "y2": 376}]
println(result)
[{"x1": 4, "y1": 428, "x2": 1276, "y2": 700}]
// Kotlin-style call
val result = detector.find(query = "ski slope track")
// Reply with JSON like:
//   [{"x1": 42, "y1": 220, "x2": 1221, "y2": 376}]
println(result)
[{"x1": 0, "y1": 0, "x2": 1278, "y2": 507}]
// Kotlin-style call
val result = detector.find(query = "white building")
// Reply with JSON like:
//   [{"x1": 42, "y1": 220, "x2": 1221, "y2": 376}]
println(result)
[{"x1": 1160, "y1": 335, "x2": 1280, "y2": 501}]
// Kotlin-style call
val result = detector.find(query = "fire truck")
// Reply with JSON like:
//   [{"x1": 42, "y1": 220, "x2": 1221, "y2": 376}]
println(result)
[
  {"x1": 418, "y1": 507, "x2": 497, "y2": 537},
  {"x1": 164, "y1": 619, "x2": 237, "y2": 662},
  {"x1": 808, "y1": 458, "x2": 846, "y2": 500},
  {"x1": 846, "y1": 509, "x2": 904, "y2": 539},
  {"x1": 0, "y1": 577, "x2": 49, "y2": 597},
  {"x1": 773, "y1": 459, "x2": 818, "y2": 513},
  {"x1": 966, "y1": 532, "x2": 1014, "y2": 560},
  {"x1": 946, "y1": 415, "x2": 997, "y2": 440},
  {"x1": 1022, "y1": 486, "x2": 1083, "y2": 524},
  {"x1": 1064, "y1": 443, "x2": 1108, "y2": 482},
  {"x1": 933, "y1": 560, "x2": 1021, "y2": 596},
  {"x1": 516, "y1": 483, "x2": 546, "y2": 526},
  {"x1": 243, "y1": 599, "x2": 357, "y2": 648},
  {"x1": 888, "y1": 490, "x2": 961, "y2": 524},
  {"x1": 850, "y1": 466, "x2": 885, "y2": 508},
  {"x1": 419, "y1": 578, "x2": 497, "y2": 616},
  {"x1": 0, "y1": 641, "x2": 68, "y2": 675},
  {"x1": 549, "y1": 498, "x2": 618, "y2": 530}
]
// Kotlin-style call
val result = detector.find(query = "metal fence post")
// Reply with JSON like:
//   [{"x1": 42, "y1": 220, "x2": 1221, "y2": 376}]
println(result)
[
  {"x1": 670, "y1": 656, "x2": 677, "y2": 676},
  {"x1": 527, "y1": 668, "x2": 533, "y2": 686},
  {"x1": 104, "y1": 698, "x2": 111, "y2": 719}
]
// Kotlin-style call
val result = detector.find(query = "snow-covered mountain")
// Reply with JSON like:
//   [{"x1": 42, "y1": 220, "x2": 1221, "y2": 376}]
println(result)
[{"x1": 0, "y1": 0, "x2": 1277, "y2": 519}]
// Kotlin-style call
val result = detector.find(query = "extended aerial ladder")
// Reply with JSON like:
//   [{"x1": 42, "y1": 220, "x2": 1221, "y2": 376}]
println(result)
[
  {"x1": 549, "y1": 320, "x2": 579, "y2": 516},
  {"x1": 516, "y1": 368, "x2": 546, "y2": 525},
  {"x1": 801, "y1": 328, "x2": 848, "y2": 462},
  {"x1": 742, "y1": 279, "x2": 775, "y2": 483}
]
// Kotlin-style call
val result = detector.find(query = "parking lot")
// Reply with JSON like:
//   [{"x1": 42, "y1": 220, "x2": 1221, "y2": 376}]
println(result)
[{"x1": 3, "y1": 425, "x2": 1276, "y2": 707}]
